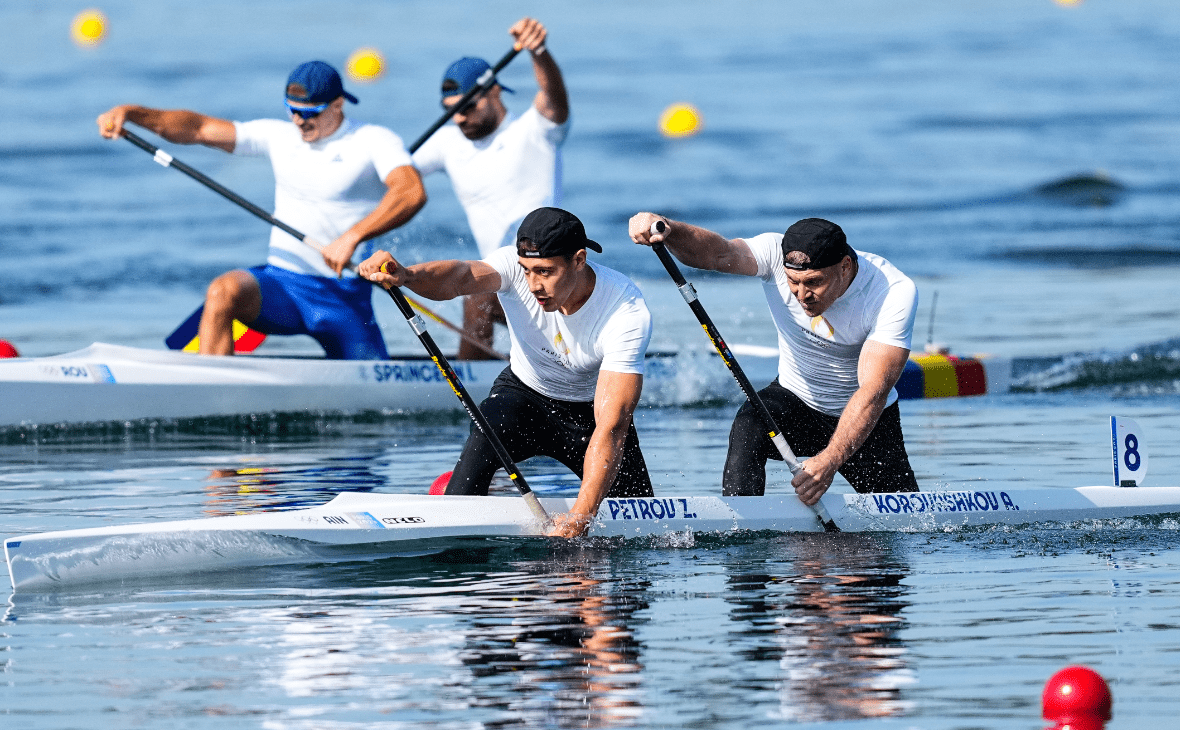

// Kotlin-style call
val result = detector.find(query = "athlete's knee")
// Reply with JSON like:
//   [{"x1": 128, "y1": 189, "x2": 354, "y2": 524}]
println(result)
[{"x1": 205, "y1": 271, "x2": 259, "y2": 319}]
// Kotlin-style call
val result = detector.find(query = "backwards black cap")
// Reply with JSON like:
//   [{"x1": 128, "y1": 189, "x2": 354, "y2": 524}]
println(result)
[
  {"x1": 781, "y1": 218, "x2": 854, "y2": 270},
  {"x1": 516, "y1": 207, "x2": 603, "y2": 258}
]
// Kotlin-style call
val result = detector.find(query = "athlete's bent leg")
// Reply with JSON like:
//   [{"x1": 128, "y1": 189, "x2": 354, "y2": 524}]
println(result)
[
  {"x1": 199, "y1": 270, "x2": 261, "y2": 356},
  {"x1": 445, "y1": 372, "x2": 541, "y2": 495},
  {"x1": 721, "y1": 399, "x2": 778, "y2": 496},
  {"x1": 836, "y1": 403, "x2": 919, "y2": 493}
]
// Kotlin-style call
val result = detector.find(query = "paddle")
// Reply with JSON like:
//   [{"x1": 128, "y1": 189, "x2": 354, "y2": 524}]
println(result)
[
  {"x1": 121, "y1": 129, "x2": 505, "y2": 360},
  {"x1": 647, "y1": 220, "x2": 840, "y2": 533},
  {"x1": 407, "y1": 45, "x2": 522, "y2": 152},
  {"x1": 377, "y1": 263, "x2": 550, "y2": 526}
]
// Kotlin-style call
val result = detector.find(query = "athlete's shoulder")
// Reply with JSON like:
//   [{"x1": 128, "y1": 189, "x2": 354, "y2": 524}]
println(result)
[
  {"x1": 348, "y1": 120, "x2": 406, "y2": 146},
  {"x1": 858, "y1": 250, "x2": 914, "y2": 288},
  {"x1": 592, "y1": 263, "x2": 650, "y2": 315},
  {"x1": 235, "y1": 118, "x2": 294, "y2": 137}
]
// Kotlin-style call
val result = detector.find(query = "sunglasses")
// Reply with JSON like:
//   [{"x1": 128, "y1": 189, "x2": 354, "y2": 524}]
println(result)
[
  {"x1": 285, "y1": 101, "x2": 330, "y2": 120},
  {"x1": 440, "y1": 95, "x2": 479, "y2": 116}
]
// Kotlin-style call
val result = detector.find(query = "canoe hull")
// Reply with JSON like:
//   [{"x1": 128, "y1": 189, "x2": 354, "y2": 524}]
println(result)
[{"x1": 8, "y1": 487, "x2": 1179, "y2": 590}]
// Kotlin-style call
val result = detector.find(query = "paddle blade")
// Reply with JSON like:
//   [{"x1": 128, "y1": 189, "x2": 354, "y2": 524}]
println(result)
[
  {"x1": 429, "y1": 471, "x2": 453, "y2": 495},
  {"x1": 165, "y1": 305, "x2": 266, "y2": 353}
]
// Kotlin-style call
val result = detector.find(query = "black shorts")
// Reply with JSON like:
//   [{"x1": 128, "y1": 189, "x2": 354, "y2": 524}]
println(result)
[
  {"x1": 445, "y1": 367, "x2": 654, "y2": 498},
  {"x1": 722, "y1": 379, "x2": 918, "y2": 496}
]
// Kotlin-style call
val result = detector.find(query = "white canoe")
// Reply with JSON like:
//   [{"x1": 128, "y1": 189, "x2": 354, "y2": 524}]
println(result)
[
  {"x1": 0, "y1": 343, "x2": 1014, "y2": 428},
  {"x1": 0, "y1": 342, "x2": 773, "y2": 427},
  {"x1": 7, "y1": 486, "x2": 1178, "y2": 590}
]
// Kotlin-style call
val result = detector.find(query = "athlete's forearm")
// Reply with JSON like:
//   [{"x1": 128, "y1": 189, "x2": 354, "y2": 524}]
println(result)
[
  {"x1": 571, "y1": 424, "x2": 629, "y2": 518},
  {"x1": 341, "y1": 167, "x2": 427, "y2": 246},
  {"x1": 120, "y1": 106, "x2": 235, "y2": 151},
  {"x1": 401, "y1": 259, "x2": 495, "y2": 301},
  {"x1": 633, "y1": 214, "x2": 757, "y2": 276},
  {"x1": 816, "y1": 386, "x2": 889, "y2": 472},
  {"x1": 532, "y1": 51, "x2": 569, "y2": 125}
]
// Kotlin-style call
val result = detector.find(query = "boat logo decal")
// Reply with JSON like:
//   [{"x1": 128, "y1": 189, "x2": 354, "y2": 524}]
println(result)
[
  {"x1": 345, "y1": 512, "x2": 385, "y2": 529},
  {"x1": 604, "y1": 498, "x2": 698, "y2": 521},
  {"x1": 372, "y1": 362, "x2": 478, "y2": 384},
  {"x1": 89, "y1": 364, "x2": 116, "y2": 383},
  {"x1": 857, "y1": 491, "x2": 1020, "y2": 515},
  {"x1": 381, "y1": 516, "x2": 426, "y2": 525}
]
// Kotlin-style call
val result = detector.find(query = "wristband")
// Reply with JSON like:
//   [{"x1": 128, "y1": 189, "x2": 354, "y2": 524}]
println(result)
[{"x1": 531, "y1": 44, "x2": 547, "y2": 57}]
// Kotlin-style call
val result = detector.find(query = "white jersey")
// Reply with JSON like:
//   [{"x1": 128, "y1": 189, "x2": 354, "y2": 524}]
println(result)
[
  {"x1": 745, "y1": 232, "x2": 918, "y2": 416},
  {"x1": 483, "y1": 247, "x2": 651, "y2": 402},
  {"x1": 233, "y1": 118, "x2": 413, "y2": 278},
  {"x1": 413, "y1": 107, "x2": 569, "y2": 257}
]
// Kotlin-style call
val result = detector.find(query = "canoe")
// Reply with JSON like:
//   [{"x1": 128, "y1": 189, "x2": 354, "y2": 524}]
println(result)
[
  {"x1": 6, "y1": 485, "x2": 1176, "y2": 590},
  {"x1": 0, "y1": 342, "x2": 1013, "y2": 428}
]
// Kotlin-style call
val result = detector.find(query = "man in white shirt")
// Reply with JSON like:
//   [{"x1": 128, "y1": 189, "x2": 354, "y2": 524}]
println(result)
[
  {"x1": 413, "y1": 17, "x2": 570, "y2": 359},
  {"x1": 630, "y1": 213, "x2": 920, "y2": 504},
  {"x1": 97, "y1": 60, "x2": 426, "y2": 359},
  {"x1": 360, "y1": 207, "x2": 653, "y2": 538}
]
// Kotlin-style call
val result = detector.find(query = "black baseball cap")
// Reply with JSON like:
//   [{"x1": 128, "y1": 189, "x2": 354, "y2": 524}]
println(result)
[
  {"x1": 516, "y1": 207, "x2": 603, "y2": 258},
  {"x1": 781, "y1": 218, "x2": 854, "y2": 270}
]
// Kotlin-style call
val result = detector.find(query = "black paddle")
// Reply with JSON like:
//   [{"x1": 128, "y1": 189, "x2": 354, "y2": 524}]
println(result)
[
  {"x1": 647, "y1": 220, "x2": 840, "y2": 532},
  {"x1": 407, "y1": 45, "x2": 522, "y2": 152},
  {"x1": 377, "y1": 263, "x2": 550, "y2": 526}
]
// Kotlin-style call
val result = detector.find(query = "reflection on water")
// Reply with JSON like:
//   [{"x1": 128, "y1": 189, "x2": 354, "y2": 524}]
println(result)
[
  {"x1": 725, "y1": 535, "x2": 914, "y2": 722},
  {"x1": 452, "y1": 551, "x2": 647, "y2": 729}
]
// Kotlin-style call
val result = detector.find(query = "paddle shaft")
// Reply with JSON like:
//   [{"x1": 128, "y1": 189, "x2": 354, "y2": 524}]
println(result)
[
  {"x1": 122, "y1": 130, "x2": 506, "y2": 360},
  {"x1": 407, "y1": 46, "x2": 521, "y2": 152},
  {"x1": 649, "y1": 222, "x2": 839, "y2": 532},
  {"x1": 380, "y1": 280, "x2": 550, "y2": 525}
]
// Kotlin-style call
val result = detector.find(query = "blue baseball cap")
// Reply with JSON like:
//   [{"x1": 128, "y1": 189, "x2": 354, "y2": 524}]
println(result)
[
  {"x1": 286, "y1": 61, "x2": 358, "y2": 105},
  {"x1": 441, "y1": 57, "x2": 513, "y2": 98}
]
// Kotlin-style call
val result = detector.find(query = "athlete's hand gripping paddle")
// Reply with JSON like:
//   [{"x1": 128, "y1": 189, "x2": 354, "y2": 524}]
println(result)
[
  {"x1": 647, "y1": 220, "x2": 840, "y2": 533},
  {"x1": 376, "y1": 262, "x2": 551, "y2": 527}
]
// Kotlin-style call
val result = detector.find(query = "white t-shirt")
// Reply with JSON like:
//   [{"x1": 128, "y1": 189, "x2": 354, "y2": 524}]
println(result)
[
  {"x1": 233, "y1": 118, "x2": 413, "y2": 278},
  {"x1": 745, "y1": 232, "x2": 918, "y2": 416},
  {"x1": 413, "y1": 107, "x2": 569, "y2": 257},
  {"x1": 483, "y1": 246, "x2": 651, "y2": 402}
]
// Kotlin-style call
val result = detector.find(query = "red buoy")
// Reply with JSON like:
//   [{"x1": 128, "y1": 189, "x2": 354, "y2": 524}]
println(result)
[
  {"x1": 1043, "y1": 666, "x2": 1111, "y2": 730},
  {"x1": 429, "y1": 471, "x2": 453, "y2": 495},
  {"x1": 0, "y1": 339, "x2": 19, "y2": 358}
]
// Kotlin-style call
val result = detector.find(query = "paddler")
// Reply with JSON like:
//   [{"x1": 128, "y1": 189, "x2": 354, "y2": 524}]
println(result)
[
  {"x1": 97, "y1": 61, "x2": 426, "y2": 359},
  {"x1": 412, "y1": 17, "x2": 570, "y2": 360},
  {"x1": 359, "y1": 207, "x2": 653, "y2": 538},
  {"x1": 629, "y1": 213, "x2": 920, "y2": 505}
]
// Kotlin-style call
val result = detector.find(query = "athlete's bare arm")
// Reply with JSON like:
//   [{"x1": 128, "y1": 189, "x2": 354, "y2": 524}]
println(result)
[
  {"x1": 509, "y1": 17, "x2": 569, "y2": 125},
  {"x1": 629, "y1": 212, "x2": 758, "y2": 276},
  {"x1": 97, "y1": 105, "x2": 236, "y2": 153},
  {"x1": 359, "y1": 251, "x2": 501, "y2": 301},
  {"x1": 549, "y1": 370, "x2": 644, "y2": 538},
  {"x1": 321, "y1": 166, "x2": 427, "y2": 276},
  {"x1": 791, "y1": 340, "x2": 911, "y2": 505}
]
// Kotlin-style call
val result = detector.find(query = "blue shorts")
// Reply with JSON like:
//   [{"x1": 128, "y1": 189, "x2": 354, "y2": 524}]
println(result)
[{"x1": 247, "y1": 265, "x2": 388, "y2": 360}]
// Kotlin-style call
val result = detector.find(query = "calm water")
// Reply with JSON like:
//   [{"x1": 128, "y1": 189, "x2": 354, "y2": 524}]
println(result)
[{"x1": 4, "y1": 0, "x2": 1180, "y2": 727}]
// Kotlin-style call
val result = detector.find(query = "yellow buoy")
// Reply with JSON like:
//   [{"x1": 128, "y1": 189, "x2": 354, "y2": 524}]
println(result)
[
  {"x1": 71, "y1": 9, "x2": 107, "y2": 47},
  {"x1": 346, "y1": 47, "x2": 385, "y2": 82},
  {"x1": 659, "y1": 103, "x2": 702, "y2": 138},
  {"x1": 1053, "y1": 0, "x2": 1083, "y2": 6}
]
